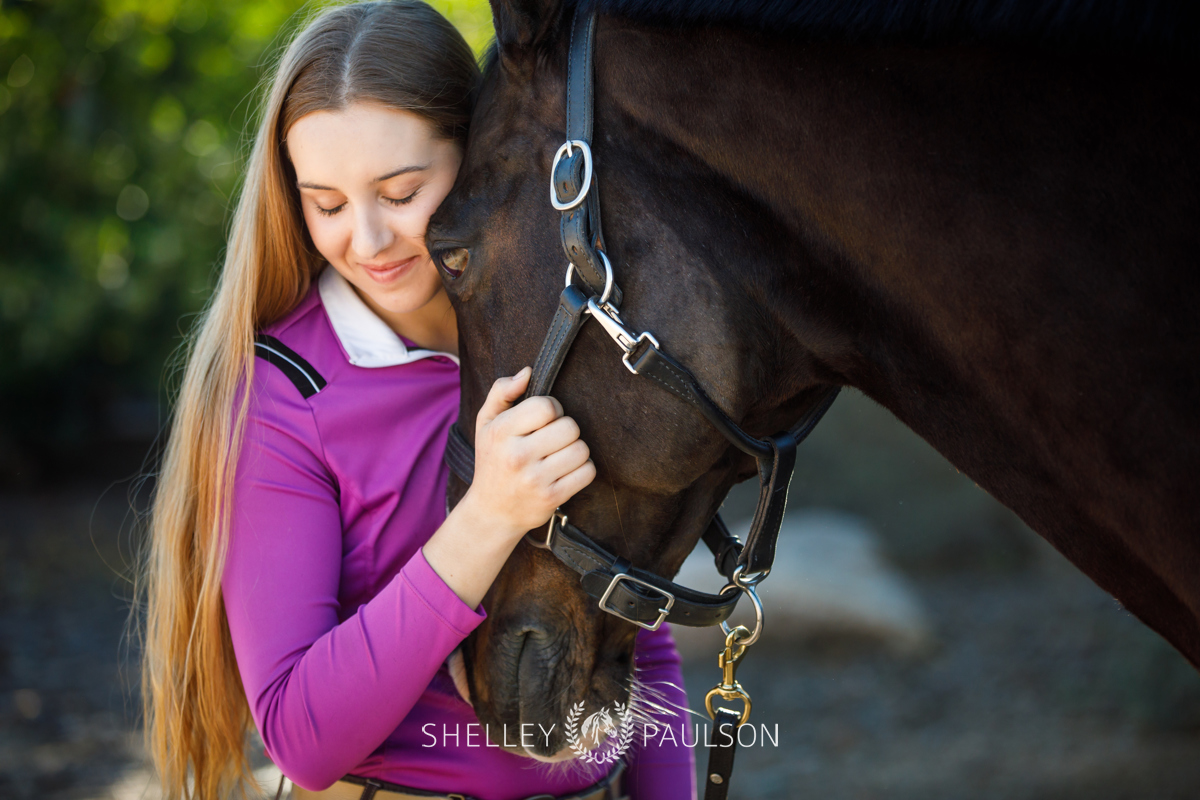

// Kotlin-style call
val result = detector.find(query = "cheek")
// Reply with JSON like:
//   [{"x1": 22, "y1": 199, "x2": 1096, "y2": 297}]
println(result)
[
  {"x1": 302, "y1": 210, "x2": 346, "y2": 261},
  {"x1": 389, "y1": 202, "x2": 438, "y2": 241},
  {"x1": 405, "y1": 175, "x2": 457, "y2": 237}
]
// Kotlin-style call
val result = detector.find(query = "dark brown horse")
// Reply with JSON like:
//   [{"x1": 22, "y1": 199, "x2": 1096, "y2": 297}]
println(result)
[{"x1": 426, "y1": 0, "x2": 1200, "y2": 758}]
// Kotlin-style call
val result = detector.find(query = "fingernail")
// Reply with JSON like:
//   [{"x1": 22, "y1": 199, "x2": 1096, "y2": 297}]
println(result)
[{"x1": 518, "y1": 366, "x2": 531, "y2": 377}]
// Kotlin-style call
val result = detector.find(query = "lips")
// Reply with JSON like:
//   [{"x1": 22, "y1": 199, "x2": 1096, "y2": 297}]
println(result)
[{"x1": 360, "y1": 255, "x2": 420, "y2": 284}]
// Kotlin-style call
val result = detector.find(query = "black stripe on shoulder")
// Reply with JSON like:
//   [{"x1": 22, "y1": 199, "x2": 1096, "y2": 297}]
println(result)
[{"x1": 253, "y1": 334, "x2": 327, "y2": 399}]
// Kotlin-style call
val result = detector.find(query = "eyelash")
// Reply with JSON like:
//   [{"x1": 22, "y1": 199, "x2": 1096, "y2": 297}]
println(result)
[{"x1": 314, "y1": 191, "x2": 418, "y2": 217}]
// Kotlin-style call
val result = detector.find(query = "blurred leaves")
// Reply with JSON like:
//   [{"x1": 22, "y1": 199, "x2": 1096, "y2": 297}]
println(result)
[{"x1": 0, "y1": 0, "x2": 493, "y2": 472}]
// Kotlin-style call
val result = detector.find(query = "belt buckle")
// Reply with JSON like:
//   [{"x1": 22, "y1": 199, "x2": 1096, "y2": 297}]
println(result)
[{"x1": 598, "y1": 572, "x2": 675, "y2": 631}]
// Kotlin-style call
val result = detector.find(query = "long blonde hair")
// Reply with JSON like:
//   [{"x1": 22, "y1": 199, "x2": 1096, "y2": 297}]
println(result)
[{"x1": 138, "y1": 4, "x2": 478, "y2": 797}]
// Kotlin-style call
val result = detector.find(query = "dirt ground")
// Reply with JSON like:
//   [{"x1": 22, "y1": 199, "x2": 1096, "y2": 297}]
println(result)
[{"x1": 2, "y1": 483, "x2": 1198, "y2": 800}]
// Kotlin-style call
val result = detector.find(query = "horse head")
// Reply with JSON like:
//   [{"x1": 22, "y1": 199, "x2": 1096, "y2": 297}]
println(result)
[{"x1": 426, "y1": 0, "x2": 843, "y2": 758}]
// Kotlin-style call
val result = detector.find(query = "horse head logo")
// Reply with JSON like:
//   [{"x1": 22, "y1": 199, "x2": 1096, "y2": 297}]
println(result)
[
  {"x1": 581, "y1": 708, "x2": 617, "y2": 744},
  {"x1": 566, "y1": 701, "x2": 633, "y2": 764}
]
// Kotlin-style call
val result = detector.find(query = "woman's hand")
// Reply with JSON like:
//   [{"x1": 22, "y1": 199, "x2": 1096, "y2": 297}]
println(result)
[
  {"x1": 464, "y1": 366, "x2": 596, "y2": 539},
  {"x1": 422, "y1": 367, "x2": 595, "y2": 609}
]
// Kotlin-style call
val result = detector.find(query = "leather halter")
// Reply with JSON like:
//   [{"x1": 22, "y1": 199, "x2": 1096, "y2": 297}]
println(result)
[{"x1": 445, "y1": 8, "x2": 839, "y2": 632}]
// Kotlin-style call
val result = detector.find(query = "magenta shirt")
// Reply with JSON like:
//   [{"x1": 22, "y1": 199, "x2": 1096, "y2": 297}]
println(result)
[{"x1": 221, "y1": 269, "x2": 696, "y2": 798}]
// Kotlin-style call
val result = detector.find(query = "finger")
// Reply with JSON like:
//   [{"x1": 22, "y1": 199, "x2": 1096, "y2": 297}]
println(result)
[
  {"x1": 549, "y1": 459, "x2": 597, "y2": 505},
  {"x1": 476, "y1": 367, "x2": 531, "y2": 430},
  {"x1": 498, "y1": 395, "x2": 564, "y2": 437},
  {"x1": 522, "y1": 416, "x2": 582, "y2": 459},
  {"x1": 537, "y1": 439, "x2": 591, "y2": 481}
]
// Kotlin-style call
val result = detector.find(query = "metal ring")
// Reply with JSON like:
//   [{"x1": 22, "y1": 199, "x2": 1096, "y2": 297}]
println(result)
[
  {"x1": 550, "y1": 139, "x2": 593, "y2": 212},
  {"x1": 730, "y1": 563, "x2": 769, "y2": 588},
  {"x1": 719, "y1": 582, "x2": 764, "y2": 647},
  {"x1": 564, "y1": 250, "x2": 613, "y2": 305}
]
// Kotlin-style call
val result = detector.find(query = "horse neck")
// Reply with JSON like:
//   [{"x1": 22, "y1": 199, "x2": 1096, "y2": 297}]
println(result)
[
  {"x1": 598, "y1": 22, "x2": 1033, "y2": 431},
  {"x1": 595, "y1": 19, "x2": 1200, "y2": 666}
]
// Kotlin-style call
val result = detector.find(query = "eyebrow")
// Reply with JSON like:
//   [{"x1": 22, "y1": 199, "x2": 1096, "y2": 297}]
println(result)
[{"x1": 297, "y1": 164, "x2": 431, "y2": 191}]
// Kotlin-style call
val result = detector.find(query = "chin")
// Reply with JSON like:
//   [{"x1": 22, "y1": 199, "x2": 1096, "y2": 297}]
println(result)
[{"x1": 374, "y1": 284, "x2": 441, "y2": 314}]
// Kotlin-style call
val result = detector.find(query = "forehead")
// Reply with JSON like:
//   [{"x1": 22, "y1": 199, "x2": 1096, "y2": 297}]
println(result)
[{"x1": 286, "y1": 103, "x2": 443, "y2": 182}]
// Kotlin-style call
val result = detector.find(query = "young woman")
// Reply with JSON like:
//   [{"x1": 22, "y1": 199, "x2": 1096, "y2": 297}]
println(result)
[{"x1": 139, "y1": 2, "x2": 695, "y2": 799}]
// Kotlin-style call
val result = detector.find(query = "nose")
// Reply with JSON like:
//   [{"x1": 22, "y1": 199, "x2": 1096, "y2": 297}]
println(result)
[
  {"x1": 351, "y1": 206, "x2": 393, "y2": 259},
  {"x1": 430, "y1": 246, "x2": 470, "y2": 278}
]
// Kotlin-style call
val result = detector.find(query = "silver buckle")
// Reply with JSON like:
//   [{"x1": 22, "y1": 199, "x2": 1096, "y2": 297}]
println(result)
[
  {"x1": 598, "y1": 572, "x2": 675, "y2": 631},
  {"x1": 526, "y1": 510, "x2": 566, "y2": 550},
  {"x1": 550, "y1": 139, "x2": 593, "y2": 211}
]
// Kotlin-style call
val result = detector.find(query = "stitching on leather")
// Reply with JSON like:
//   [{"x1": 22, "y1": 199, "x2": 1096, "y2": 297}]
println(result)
[
  {"x1": 536, "y1": 308, "x2": 567, "y2": 372},
  {"x1": 656, "y1": 357, "x2": 762, "y2": 451},
  {"x1": 661, "y1": 360, "x2": 723, "y2": 417},
  {"x1": 549, "y1": 306, "x2": 575, "y2": 358},
  {"x1": 642, "y1": 369, "x2": 701, "y2": 411},
  {"x1": 558, "y1": 544, "x2": 600, "y2": 574},
  {"x1": 656, "y1": 355, "x2": 690, "y2": 386},
  {"x1": 649, "y1": 360, "x2": 702, "y2": 407},
  {"x1": 566, "y1": 13, "x2": 577, "y2": 135},
  {"x1": 542, "y1": 310, "x2": 576, "y2": 383},
  {"x1": 532, "y1": 303, "x2": 579, "y2": 393},
  {"x1": 582, "y1": 15, "x2": 593, "y2": 140}
]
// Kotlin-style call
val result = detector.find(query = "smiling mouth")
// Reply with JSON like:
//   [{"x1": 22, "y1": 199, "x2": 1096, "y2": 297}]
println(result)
[{"x1": 360, "y1": 255, "x2": 420, "y2": 283}]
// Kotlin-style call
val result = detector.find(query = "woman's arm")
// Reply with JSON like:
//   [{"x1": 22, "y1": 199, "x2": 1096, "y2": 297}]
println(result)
[
  {"x1": 625, "y1": 624, "x2": 697, "y2": 800},
  {"x1": 223, "y1": 365, "x2": 482, "y2": 791},
  {"x1": 222, "y1": 367, "x2": 593, "y2": 790}
]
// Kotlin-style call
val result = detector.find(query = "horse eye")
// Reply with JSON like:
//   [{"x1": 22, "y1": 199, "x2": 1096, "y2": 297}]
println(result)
[{"x1": 433, "y1": 247, "x2": 469, "y2": 279}]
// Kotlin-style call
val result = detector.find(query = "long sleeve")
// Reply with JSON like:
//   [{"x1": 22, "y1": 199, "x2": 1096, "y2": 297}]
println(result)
[
  {"x1": 625, "y1": 624, "x2": 697, "y2": 800},
  {"x1": 220, "y1": 368, "x2": 487, "y2": 791}
]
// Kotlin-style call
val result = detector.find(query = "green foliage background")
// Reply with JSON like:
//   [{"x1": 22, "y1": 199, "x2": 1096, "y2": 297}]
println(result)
[{"x1": 0, "y1": 0, "x2": 494, "y2": 476}]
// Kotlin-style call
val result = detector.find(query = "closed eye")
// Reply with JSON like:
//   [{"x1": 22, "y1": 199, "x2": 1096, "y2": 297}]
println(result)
[
  {"x1": 315, "y1": 202, "x2": 346, "y2": 217},
  {"x1": 386, "y1": 190, "x2": 419, "y2": 206}
]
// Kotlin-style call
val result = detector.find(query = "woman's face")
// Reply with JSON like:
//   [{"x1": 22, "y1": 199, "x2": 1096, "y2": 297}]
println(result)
[{"x1": 287, "y1": 103, "x2": 462, "y2": 324}]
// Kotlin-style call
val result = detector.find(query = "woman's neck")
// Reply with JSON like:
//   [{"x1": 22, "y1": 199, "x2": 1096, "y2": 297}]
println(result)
[{"x1": 359, "y1": 285, "x2": 459, "y2": 358}]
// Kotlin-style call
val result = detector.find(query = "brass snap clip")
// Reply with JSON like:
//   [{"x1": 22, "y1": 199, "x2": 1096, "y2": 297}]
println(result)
[{"x1": 704, "y1": 625, "x2": 753, "y2": 726}]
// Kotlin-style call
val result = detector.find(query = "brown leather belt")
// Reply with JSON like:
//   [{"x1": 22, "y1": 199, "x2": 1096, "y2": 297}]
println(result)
[{"x1": 289, "y1": 760, "x2": 627, "y2": 800}]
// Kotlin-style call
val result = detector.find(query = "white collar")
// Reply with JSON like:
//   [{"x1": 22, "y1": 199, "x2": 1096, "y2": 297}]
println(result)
[{"x1": 318, "y1": 266, "x2": 460, "y2": 368}]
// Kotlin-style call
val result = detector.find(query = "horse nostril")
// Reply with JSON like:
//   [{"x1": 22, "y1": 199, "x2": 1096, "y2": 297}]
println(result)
[{"x1": 433, "y1": 246, "x2": 469, "y2": 279}]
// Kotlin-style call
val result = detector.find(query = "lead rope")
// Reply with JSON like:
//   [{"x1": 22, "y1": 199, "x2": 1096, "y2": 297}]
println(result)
[
  {"x1": 701, "y1": 565, "x2": 765, "y2": 800},
  {"x1": 703, "y1": 626, "x2": 754, "y2": 800}
]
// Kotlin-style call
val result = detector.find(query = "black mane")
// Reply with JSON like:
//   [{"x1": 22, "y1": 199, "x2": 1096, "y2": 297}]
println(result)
[{"x1": 580, "y1": 0, "x2": 1198, "y2": 55}]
